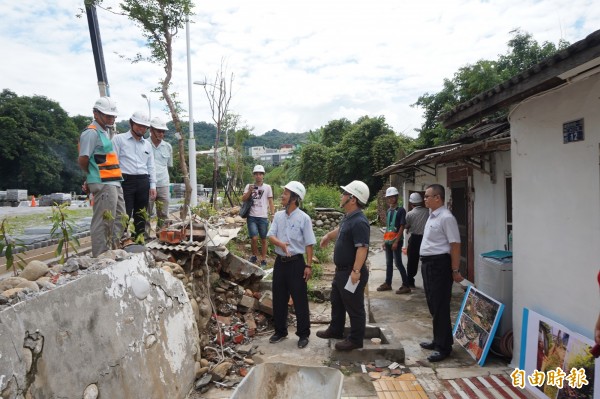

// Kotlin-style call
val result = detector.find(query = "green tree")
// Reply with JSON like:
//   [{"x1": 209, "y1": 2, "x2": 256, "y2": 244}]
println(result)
[
  {"x1": 299, "y1": 143, "x2": 330, "y2": 186},
  {"x1": 330, "y1": 115, "x2": 396, "y2": 196},
  {"x1": 413, "y1": 30, "x2": 569, "y2": 148},
  {"x1": 321, "y1": 118, "x2": 351, "y2": 147},
  {"x1": 0, "y1": 90, "x2": 82, "y2": 194}
]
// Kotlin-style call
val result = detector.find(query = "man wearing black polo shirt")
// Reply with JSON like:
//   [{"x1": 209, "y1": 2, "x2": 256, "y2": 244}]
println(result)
[
  {"x1": 317, "y1": 180, "x2": 370, "y2": 351},
  {"x1": 419, "y1": 183, "x2": 463, "y2": 362}
]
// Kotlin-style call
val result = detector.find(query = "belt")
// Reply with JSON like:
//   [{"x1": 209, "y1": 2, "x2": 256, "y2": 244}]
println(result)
[
  {"x1": 277, "y1": 254, "x2": 303, "y2": 262},
  {"x1": 411, "y1": 234, "x2": 423, "y2": 237},
  {"x1": 420, "y1": 254, "x2": 450, "y2": 260},
  {"x1": 122, "y1": 174, "x2": 149, "y2": 180}
]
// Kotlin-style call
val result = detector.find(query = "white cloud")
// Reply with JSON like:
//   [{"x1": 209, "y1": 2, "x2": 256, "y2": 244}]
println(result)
[{"x1": 0, "y1": 0, "x2": 598, "y2": 138}]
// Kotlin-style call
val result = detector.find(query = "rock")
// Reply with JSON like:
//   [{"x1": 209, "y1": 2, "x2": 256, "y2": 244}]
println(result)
[
  {"x1": 19, "y1": 260, "x2": 49, "y2": 281},
  {"x1": 130, "y1": 275, "x2": 150, "y2": 300},
  {"x1": 83, "y1": 383, "x2": 99, "y2": 399},
  {"x1": 210, "y1": 362, "x2": 233, "y2": 382},
  {"x1": 2, "y1": 287, "x2": 24, "y2": 298},
  {"x1": 36, "y1": 279, "x2": 56, "y2": 290},
  {"x1": 161, "y1": 266, "x2": 173, "y2": 274},
  {"x1": 225, "y1": 217, "x2": 235, "y2": 224},
  {"x1": 0, "y1": 294, "x2": 8, "y2": 305},
  {"x1": 16, "y1": 280, "x2": 39, "y2": 293},
  {"x1": 200, "y1": 358, "x2": 209, "y2": 367},
  {"x1": 243, "y1": 358, "x2": 255, "y2": 365},
  {"x1": 194, "y1": 362, "x2": 208, "y2": 379},
  {"x1": 195, "y1": 373, "x2": 212, "y2": 389},
  {"x1": 315, "y1": 220, "x2": 324, "y2": 227},
  {"x1": 62, "y1": 258, "x2": 80, "y2": 273},
  {"x1": 0, "y1": 276, "x2": 28, "y2": 291}
]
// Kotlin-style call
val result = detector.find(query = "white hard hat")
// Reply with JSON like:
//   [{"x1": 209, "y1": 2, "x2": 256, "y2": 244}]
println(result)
[
  {"x1": 150, "y1": 117, "x2": 168, "y2": 130},
  {"x1": 409, "y1": 192, "x2": 423, "y2": 204},
  {"x1": 130, "y1": 111, "x2": 151, "y2": 127},
  {"x1": 340, "y1": 180, "x2": 370, "y2": 205},
  {"x1": 283, "y1": 181, "x2": 306, "y2": 200},
  {"x1": 253, "y1": 165, "x2": 265, "y2": 174},
  {"x1": 385, "y1": 187, "x2": 399, "y2": 197},
  {"x1": 93, "y1": 97, "x2": 118, "y2": 116}
]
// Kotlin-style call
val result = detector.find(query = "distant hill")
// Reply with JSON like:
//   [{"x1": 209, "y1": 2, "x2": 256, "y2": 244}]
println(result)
[{"x1": 115, "y1": 120, "x2": 309, "y2": 150}]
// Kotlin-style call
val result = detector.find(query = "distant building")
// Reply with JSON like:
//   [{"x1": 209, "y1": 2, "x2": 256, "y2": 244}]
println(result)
[
  {"x1": 248, "y1": 144, "x2": 296, "y2": 165},
  {"x1": 196, "y1": 146, "x2": 238, "y2": 167}
]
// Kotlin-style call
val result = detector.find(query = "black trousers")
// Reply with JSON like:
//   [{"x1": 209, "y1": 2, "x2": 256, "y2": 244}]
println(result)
[
  {"x1": 421, "y1": 254, "x2": 453, "y2": 353},
  {"x1": 406, "y1": 234, "x2": 423, "y2": 286},
  {"x1": 272, "y1": 255, "x2": 310, "y2": 338},
  {"x1": 329, "y1": 266, "x2": 368, "y2": 345},
  {"x1": 121, "y1": 174, "x2": 150, "y2": 238}
]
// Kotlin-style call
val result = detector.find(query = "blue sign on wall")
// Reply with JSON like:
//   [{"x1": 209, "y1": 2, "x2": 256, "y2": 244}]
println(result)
[{"x1": 562, "y1": 119, "x2": 584, "y2": 143}]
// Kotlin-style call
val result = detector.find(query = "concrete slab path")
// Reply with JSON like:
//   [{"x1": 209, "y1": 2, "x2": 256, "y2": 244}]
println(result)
[{"x1": 198, "y1": 226, "x2": 532, "y2": 399}]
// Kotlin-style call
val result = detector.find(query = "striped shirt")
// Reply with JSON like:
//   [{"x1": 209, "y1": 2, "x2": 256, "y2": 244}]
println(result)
[{"x1": 405, "y1": 206, "x2": 429, "y2": 235}]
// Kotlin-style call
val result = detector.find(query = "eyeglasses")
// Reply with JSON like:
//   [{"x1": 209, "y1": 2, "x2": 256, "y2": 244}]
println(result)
[
  {"x1": 341, "y1": 191, "x2": 351, "y2": 197},
  {"x1": 423, "y1": 194, "x2": 439, "y2": 199}
]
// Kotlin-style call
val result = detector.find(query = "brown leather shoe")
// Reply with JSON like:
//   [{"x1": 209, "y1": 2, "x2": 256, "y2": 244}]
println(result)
[
  {"x1": 396, "y1": 286, "x2": 411, "y2": 294},
  {"x1": 316, "y1": 328, "x2": 344, "y2": 339},
  {"x1": 377, "y1": 283, "x2": 392, "y2": 291},
  {"x1": 335, "y1": 339, "x2": 363, "y2": 351}
]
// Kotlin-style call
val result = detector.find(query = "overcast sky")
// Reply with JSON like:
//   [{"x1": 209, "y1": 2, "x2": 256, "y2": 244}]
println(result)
[{"x1": 0, "y1": 1, "x2": 598, "y2": 138}]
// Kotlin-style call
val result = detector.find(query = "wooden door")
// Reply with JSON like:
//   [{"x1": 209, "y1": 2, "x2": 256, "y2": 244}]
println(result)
[{"x1": 447, "y1": 167, "x2": 474, "y2": 281}]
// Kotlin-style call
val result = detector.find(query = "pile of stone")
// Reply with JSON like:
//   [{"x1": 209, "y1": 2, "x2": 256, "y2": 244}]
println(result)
[
  {"x1": 311, "y1": 208, "x2": 344, "y2": 233},
  {"x1": 6, "y1": 189, "x2": 27, "y2": 202},
  {"x1": 0, "y1": 251, "x2": 133, "y2": 309},
  {"x1": 39, "y1": 193, "x2": 72, "y2": 206}
]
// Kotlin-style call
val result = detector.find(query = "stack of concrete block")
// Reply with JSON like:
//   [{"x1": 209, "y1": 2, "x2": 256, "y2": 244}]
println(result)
[{"x1": 6, "y1": 189, "x2": 27, "y2": 201}]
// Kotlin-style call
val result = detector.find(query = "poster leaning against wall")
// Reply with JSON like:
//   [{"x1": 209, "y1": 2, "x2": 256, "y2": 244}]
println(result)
[
  {"x1": 453, "y1": 286, "x2": 504, "y2": 366},
  {"x1": 520, "y1": 309, "x2": 598, "y2": 399}
]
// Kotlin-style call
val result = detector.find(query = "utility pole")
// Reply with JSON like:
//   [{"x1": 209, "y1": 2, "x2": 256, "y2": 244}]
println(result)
[{"x1": 85, "y1": 2, "x2": 110, "y2": 98}]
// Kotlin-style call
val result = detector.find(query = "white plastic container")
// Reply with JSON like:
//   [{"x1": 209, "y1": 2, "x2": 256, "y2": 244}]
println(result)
[{"x1": 231, "y1": 362, "x2": 344, "y2": 399}]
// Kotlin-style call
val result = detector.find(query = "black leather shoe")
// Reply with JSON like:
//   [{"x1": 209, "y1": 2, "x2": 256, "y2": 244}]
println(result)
[
  {"x1": 269, "y1": 333, "x2": 287, "y2": 343},
  {"x1": 316, "y1": 329, "x2": 344, "y2": 339},
  {"x1": 334, "y1": 339, "x2": 363, "y2": 351},
  {"x1": 298, "y1": 337, "x2": 309, "y2": 348},
  {"x1": 427, "y1": 351, "x2": 451, "y2": 362},
  {"x1": 419, "y1": 341, "x2": 436, "y2": 350}
]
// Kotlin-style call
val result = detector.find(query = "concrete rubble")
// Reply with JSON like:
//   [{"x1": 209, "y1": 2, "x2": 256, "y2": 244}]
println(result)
[{"x1": 1, "y1": 208, "x2": 315, "y2": 398}]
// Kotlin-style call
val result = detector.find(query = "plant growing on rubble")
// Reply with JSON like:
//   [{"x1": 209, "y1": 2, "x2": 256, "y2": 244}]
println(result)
[
  {"x1": 192, "y1": 202, "x2": 217, "y2": 220},
  {"x1": 50, "y1": 203, "x2": 80, "y2": 263},
  {"x1": 0, "y1": 218, "x2": 26, "y2": 276},
  {"x1": 102, "y1": 210, "x2": 122, "y2": 251}
]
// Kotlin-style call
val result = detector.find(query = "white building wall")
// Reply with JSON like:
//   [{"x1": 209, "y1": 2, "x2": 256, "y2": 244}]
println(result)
[
  {"x1": 406, "y1": 154, "x2": 511, "y2": 264},
  {"x1": 510, "y1": 72, "x2": 600, "y2": 367},
  {"x1": 472, "y1": 150, "x2": 512, "y2": 265}
]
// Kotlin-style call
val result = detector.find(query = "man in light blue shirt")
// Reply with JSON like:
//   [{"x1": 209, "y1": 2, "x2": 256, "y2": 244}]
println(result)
[
  {"x1": 112, "y1": 111, "x2": 156, "y2": 239},
  {"x1": 267, "y1": 181, "x2": 316, "y2": 349},
  {"x1": 147, "y1": 116, "x2": 172, "y2": 235}
]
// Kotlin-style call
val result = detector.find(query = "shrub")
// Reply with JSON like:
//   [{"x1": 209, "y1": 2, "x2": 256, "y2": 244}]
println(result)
[{"x1": 304, "y1": 185, "x2": 340, "y2": 209}]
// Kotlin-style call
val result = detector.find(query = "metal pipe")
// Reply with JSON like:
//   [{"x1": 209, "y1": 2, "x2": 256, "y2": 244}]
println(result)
[{"x1": 186, "y1": 19, "x2": 197, "y2": 207}]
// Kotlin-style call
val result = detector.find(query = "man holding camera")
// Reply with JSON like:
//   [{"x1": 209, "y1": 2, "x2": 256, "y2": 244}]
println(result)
[{"x1": 242, "y1": 165, "x2": 275, "y2": 267}]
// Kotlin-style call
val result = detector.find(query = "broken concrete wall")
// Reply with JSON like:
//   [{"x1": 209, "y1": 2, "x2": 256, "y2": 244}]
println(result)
[{"x1": 0, "y1": 254, "x2": 199, "y2": 399}]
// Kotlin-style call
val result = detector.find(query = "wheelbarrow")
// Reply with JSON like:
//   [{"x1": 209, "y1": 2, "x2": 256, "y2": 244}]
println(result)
[{"x1": 230, "y1": 362, "x2": 344, "y2": 399}]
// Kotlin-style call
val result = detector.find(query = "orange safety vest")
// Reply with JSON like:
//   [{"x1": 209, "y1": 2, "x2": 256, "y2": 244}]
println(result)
[{"x1": 81, "y1": 124, "x2": 123, "y2": 183}]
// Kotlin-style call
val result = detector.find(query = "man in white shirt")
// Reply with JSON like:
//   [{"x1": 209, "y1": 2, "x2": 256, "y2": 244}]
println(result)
[
  {"x1": 147, "y1": 117, "x2": 172, "y2": 236},
  {"x1": 419, "y1": 184, "x2": 463, "y2": 362},
  {"x1": 112, "y1": 111, "x2": 156, "y2": 240}
]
